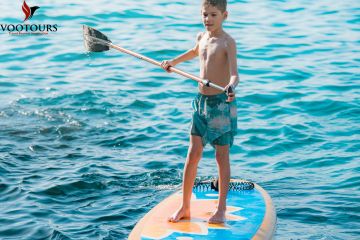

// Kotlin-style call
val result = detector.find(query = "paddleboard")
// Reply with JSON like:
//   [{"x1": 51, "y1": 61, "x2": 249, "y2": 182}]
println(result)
[{"x1": 129, "y1": 179, "x2": 276, "y2": 240}]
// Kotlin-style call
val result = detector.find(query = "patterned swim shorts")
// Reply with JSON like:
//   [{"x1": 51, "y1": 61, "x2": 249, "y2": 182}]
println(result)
[{"x1": 190, "y1": 92, "x2": 237, "y2": 147}]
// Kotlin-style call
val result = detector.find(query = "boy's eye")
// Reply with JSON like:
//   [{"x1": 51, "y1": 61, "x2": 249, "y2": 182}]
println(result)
[
  {"x1": 203, "y1": 13, "x2": 208, "y2": 17},
  {"x1": 211, "y1": 14, "x2": 217, "y2": 17}
]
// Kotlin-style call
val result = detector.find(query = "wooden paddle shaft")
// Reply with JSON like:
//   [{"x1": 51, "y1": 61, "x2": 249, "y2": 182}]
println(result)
[{"x1": 109, "y1": 43, "x2": 226, "y2": 92}]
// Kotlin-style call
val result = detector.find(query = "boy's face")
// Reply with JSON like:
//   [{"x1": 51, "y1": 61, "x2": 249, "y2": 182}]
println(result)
[{"x1": 201, "y1": 4, "x2": 227, "y2": 32}]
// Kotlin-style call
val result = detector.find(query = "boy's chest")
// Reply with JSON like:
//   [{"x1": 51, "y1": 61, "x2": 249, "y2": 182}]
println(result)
[{"x1": 199, "y1": 38, "x2": 227, "y2": 60}]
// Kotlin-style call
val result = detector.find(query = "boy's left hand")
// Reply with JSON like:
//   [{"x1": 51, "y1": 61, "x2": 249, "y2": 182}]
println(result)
[{"x1": 225, "y1": 84, "x2": 235, "y2": 102}]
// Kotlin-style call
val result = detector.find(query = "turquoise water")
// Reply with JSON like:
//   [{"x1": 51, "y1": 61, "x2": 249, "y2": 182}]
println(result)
[{"x1": 0, "y1": 0, "x2": 359, "y2": 239}]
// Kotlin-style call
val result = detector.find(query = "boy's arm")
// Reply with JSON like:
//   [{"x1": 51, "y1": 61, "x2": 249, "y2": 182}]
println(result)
[
  {"x1": 226, "y1": 38, "x2": 239, "y2": 89},
  {"x1": 162, "y1": 32, "x2": 203, "y2": 71},
  {"x1": 170, "y1": 49, "x2": 196, "y2": 66},
  {"x1": 171, "y1": 32, "x2": 203, "y2": 65}
]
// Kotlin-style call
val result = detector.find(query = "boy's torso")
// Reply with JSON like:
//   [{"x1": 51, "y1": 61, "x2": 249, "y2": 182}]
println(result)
[{"x1": 198, "y1": 31, "x2": 232, "y2": 95}]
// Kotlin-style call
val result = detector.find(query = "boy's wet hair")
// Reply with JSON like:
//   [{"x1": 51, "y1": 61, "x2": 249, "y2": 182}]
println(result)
[{"x1": 202, "y1": 0, "x2": 227, "y2": 13}]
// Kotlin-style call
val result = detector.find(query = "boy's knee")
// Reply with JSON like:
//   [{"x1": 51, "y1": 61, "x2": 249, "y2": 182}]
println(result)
[
  {"x1": 188, "y1": 145, "x2": 202, "y2": 160},
  {"x1": 187, "y1": 143, "x2": 203, "y2": 164},
  {"x1": 215, "y1": 145, "x2": 229, "y2": 159},
  {"x1": 189, "y1": 135, "x2": 203, "y2": 156}
]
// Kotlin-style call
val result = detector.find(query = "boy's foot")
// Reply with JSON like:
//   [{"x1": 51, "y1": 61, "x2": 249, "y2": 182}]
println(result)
[
  {"x1": 208, "y1": 209, "x2": 226, "y2": 224},
  {"x1": 168, "y1": 207, "x2": 190, "y2": 223}
]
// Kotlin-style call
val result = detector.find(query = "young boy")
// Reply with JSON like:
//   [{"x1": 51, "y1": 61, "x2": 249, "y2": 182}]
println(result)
[{"x1": 161, "y1": 0, "x2": 239, "y2": 224}]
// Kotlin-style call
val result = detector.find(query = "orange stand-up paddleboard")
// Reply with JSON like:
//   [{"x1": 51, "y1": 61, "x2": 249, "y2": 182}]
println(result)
[{"x1": 129, "y1": 179, "x2": 276, "y2": 239}]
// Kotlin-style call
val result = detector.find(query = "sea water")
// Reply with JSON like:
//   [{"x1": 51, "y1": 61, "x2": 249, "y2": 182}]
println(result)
[{"x1": 0, "y1": 0, "x2": 359, "y2": 239}]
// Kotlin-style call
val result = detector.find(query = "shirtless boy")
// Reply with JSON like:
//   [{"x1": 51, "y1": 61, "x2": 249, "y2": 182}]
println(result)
[{"x1": 161, "y1": 0, "x2": 239, "y2": 224}]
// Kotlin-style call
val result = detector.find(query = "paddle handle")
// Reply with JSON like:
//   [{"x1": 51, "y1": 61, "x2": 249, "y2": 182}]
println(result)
[{"x1": 109, "y1": 43, "x2": 226, "y2": 92}]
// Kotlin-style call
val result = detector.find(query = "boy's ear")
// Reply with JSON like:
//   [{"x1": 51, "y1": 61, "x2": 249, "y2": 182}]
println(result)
[{"x1": 223, "y1": 11, "x2": 228, "y2": 20}]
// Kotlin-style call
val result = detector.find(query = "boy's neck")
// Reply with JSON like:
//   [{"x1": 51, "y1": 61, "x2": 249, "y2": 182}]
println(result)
[{"x1": 207, "y1": 27, "x2": 224, "y2": 38}]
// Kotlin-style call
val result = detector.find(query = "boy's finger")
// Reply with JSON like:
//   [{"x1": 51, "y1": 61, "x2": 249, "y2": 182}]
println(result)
[
  {"x1": 161, "y1": 62, "x2": 171, "y2": 72},
  {"x1": 226, "y1": 96, "x2": 235, "y2": 102},
  {"x1": 166, "y1": 65, "x2": 172, "y2": 72}
]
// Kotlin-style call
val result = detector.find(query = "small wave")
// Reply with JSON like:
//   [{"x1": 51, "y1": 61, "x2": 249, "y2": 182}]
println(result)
[
  {"x1": 127, "y1": 99, "x2": 156, "y2": 109},
  {"x1": 37, "y1": 180, "x2": 108, "y2": 198}
]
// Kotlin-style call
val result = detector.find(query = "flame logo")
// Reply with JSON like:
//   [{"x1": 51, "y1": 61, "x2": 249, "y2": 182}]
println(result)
[{"x1": 22, "y1": 0, "x2": 40, "y2": 22}]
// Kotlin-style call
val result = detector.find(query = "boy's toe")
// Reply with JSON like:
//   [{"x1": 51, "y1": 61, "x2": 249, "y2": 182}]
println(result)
[{"x1": 167, "y1": 216, "x2": 179, "y2": 223}]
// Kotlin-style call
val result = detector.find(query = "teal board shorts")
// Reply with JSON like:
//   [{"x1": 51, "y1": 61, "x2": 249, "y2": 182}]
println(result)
[{"x1": 190, "y1": 92, "x2": 237, "y2": 148}]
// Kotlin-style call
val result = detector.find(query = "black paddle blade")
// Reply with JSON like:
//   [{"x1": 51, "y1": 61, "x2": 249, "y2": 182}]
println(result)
[{"x1": 83, "y1": 25, "x2": 111, "y2": 52}]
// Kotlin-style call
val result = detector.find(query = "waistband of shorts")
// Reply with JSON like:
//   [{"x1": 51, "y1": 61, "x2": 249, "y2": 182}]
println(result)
[{"x1": 196, "y1": 92, "x2": 227, "y2": 99}]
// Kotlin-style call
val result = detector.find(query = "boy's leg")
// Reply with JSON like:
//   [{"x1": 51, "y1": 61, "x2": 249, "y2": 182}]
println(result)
[
  {"x1": 168, "y1": 135, "x2": 203, "y2": 222},
  {"x1": 208, "y1": 144, "x2": 230, "y2": 224}
]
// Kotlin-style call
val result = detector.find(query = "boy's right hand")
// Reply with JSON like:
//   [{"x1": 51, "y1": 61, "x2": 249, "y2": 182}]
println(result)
[{"x1": 161, "y1": 60, "x2": 174, "y2": 73}]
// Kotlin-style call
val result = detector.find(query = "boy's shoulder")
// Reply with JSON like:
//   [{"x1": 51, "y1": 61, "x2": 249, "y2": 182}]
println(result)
[
  {"x1": 221, "y1": 31, "x2": 237, "y2": 51},
  {"x1": 196, "y1": 32, "x2": 205, "y2": 42},
  {"x1": 223, "y1": 31, "x2": 236, "y2": 44},
  {"x1": 195, "y1": 31, "x2": 236, "y2": 42}
]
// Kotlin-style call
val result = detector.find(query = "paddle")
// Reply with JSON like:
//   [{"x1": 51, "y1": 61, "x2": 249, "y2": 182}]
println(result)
[{"x1": 83, "y1": 25, "x2": 229, "y2": 93}]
